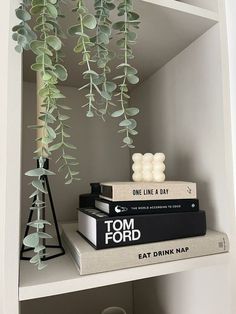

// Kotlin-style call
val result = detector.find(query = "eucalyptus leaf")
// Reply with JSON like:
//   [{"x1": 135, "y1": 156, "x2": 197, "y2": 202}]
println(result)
[
  {"x1": 119, "y1": 119, "x2": 132, "y2": 127},
  {"x1": 25, "y1": 168, "x2": 45, "y2": 177},
  {"x1": 54, "y1": 64, "x2": 68, "y2": 81},
  {"x1": 16, "y1": 8, "x2": 31, "y2": 21},
  {"x1": 111, "y1": 110, "x2": 124, "y2": 117},
  {"x1": 127, "y1": 74, "x2": 139, "y2": 84},
  {"x1": 38, "y1": 232, "x2": 53, "y2": 239},
  {"x1": 23, "y1": 233, "x2": 39, "y2": 248},
  {"x1": 46, "y1": 35, "x2": 62, "y2": 51},
  {"x1": 46, "y1": 3, "x2": 58, "y2": 18},
  {"x1": 83, "y1": 14, "x2": 97, "y2": 30},
  {"x1": 126, "y1": 107, "x2": 139, "y2": 116}
]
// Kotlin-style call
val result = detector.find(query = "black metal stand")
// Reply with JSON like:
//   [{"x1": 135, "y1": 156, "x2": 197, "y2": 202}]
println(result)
[{"x1": 20, "y1": 159, "x2": 65, "y2": 261}]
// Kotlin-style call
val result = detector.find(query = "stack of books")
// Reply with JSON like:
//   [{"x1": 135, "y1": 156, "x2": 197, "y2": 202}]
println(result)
[{"x1": 61, "y1": 181, "x2": 229, "y2": 275}]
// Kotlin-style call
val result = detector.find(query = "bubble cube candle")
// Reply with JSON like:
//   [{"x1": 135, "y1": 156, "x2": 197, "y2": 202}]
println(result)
[{"x1": 132, "y1": 153, "x2": 166, "y2": 182}]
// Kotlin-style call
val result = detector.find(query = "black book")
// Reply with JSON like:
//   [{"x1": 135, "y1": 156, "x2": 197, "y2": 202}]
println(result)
[
  {"x1": 95, "y1": 198, "x2": 199, "y2": 216},
  {"x1": 78, "y1": 208, "x2": 206, "y2": 249}
]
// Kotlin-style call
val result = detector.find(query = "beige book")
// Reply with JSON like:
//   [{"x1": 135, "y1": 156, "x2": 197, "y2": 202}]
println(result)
[
  {"x1": 61, "y1": 223, "x2": 229, "y2": 276},
  {"x1": 100, "y1": 181, "x2": 197, "y2": 201}
]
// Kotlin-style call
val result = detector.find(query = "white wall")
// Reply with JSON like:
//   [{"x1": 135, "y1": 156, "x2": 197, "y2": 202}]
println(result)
[
  {"x1": 132, "y1": 24, "x2": 234, "y2": 234},
  {"x1": 131, "y1": 22, "x2": 234, "y2": 314},
  {"x1": 22, "y1": 82, "x2": 130, "y2": 224}
]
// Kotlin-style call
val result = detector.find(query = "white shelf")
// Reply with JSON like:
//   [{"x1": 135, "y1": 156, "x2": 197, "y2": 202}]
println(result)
[
  {"x1": 23, "y1": 0, "x2": 219, "y2": 86},
  {"x1": 19, "y1": 252, "x2": 229, "y2": 301}
]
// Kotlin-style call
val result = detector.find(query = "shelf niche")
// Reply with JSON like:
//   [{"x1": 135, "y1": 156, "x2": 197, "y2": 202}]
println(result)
[{"x1": 20, "y1": 0, "x2": 234, "y2": 314}]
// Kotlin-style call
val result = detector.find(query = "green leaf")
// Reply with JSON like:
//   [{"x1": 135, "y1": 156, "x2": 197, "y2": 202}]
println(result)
[
  {"x1": 54, "y1": 64, "x2": 68, "y2": 81},
  {"x1": 100, "y1": 25, "x2": 111, "y2": 35},
  {"x1": 63, "y1": 155, "x2": 76, "y2": 160},
  {"x1": 43, "y1": 169, "x2": 55, "y2": 176},
  {"x1": 38, "y1": 262, "x2": 47, "y2": 270},
  {"x1": 123, "y1": 137, "x2": 133, "y2": 145},
  {"x1": 46, "y1": 3, "x2": 58, "y2": 18},
  {"x1": 16, "y1": 8, "x2": 31, "y2": 21},
  {"x1": 43, "y1": 72, "x2": 52, "y2": 81},
  {"x1": 49, "y1": 142, "x2": 62, "y2": 152},
  {"x1": 25, "y1": 168, "x2": 45, "y2": 177},
  {"x1": 15, "y1": 45, "x2": 23, "y2": 53},
  {"x1": 86, "y1": 111, "x2": 94, "y2": 118},
  {"x1": 58, "y1": 114, "x2": 69, "y2": 121},
  {"x1": 112, "y1": 21, "x2": 125, "y2": 31},
  {"x1": 32, "y1": 180, "x2": 47, "y2": 193},
  {"x1": 31, "y1": 63, "x2": 43, "y2": 71},
  {"x1": 34, "y1": 245, "x2": 46, "y2": 253},
  {"x1": 101, "y1": 91, "x2": 111, "y2": 101},
  {"x1": 64, "y1": 143, "x2": 77, "y2": 149},
  {"x1": 126, "y1": 107, "x2": 139, "y2": 116},
  {"x1": 30, "y1": 5, "x2": 44, "y2": 14},
  {"x1": 119, "y1": 119, "x2": 132, "y2": 127},
  {"x1": 30, "y1": 254, "x2": 40, "y2": 264},
  {"x1": 105, "y1": 82, "x2": 117, "y2": 93},
  {"x1": 38, "y1": 232, "x2": 52, "y2": 239},
  {"x1": 28, "y1": 219, "x2": 51, "y2": 227},
  {"x1": 128, "y1": 118, "x2": 137, "y2": 130},
  {"x1": 83, "y1": 14, "x2": 97, "y2": 30},
  {"x1": 37, "y1": 47, "x2": 53, "y2": 56},
  {"x1": 65, "y1": 178, "x2": 73, "y2": 185},
  {"x1": 30, "y1": 40, "x2": 44, "y2": 54},
  {"x1": 127, "y1": 31, "x2": 137, "y2": 41},
  {"x1": 111, "y1": 110, "x2": 124, "y2": 117},
  {"x1": 68, "y1": 24, "x2": 81, "y2": 36},
  {"x1": 46, "y1": 35, "x2": 62, "y2": 51},
  {"x1": 127, "y1": 74, "x2": 139, "y2": 85},
  {"x1": 23, "y1": 233, "x2": 39, "y2": 248},
  {"x1": 47, "y1": 126, "x2": 56, "y2": 139}
]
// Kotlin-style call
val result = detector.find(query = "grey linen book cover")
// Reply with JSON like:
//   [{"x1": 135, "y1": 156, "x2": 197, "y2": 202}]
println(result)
[{"x1": 61, "y1": 223, "x2": 229, "y2": 275}]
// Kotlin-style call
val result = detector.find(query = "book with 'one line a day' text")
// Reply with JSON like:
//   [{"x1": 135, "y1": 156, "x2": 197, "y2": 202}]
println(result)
[
  {"x1": 100, "y1": 181, "x2": 197, "y2": 201},
  {"x1": 61, "y1": 223, "x2": 229, "y2": 275}
]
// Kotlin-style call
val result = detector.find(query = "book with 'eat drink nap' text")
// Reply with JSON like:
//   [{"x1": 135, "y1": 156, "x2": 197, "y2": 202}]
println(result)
[{"x1": 61, "y1": 223, "x2": 229, "y2": 275}]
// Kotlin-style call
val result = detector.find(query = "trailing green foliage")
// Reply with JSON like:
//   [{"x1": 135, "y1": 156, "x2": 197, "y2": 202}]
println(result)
[
  {"x1": 69, "y1": 0, "x2": 100, "y2": 118},
  {"x1": 12, "y1": 0, "x2": 37, "y2": 53},
  {"x1": 112, "y1": 0, "x2": 140, "y2": 148},
  {"x1": 93, "y1": 0, "x2": 117, "y2": 118},
  {"x1": 12, "y1": 0, "x2": 141, "y2": 269},
  {"x1": 13, "y1": 0, "x2": 79, "y2": 270}
]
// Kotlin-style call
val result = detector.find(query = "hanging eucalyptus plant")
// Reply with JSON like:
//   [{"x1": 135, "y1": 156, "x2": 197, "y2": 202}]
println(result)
[
  {"x1": 13, "y1": 0, "x2": 140, "y2": 270},
  {"x1": 13, "y1": 0, "x2": 79, "y2": 270},
  {"x1": 112, "y1": 0, "x2": 140, "y2": 148}
]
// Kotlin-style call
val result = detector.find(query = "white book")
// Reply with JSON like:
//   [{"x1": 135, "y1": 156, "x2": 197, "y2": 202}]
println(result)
[{"x1": 61, "y1": 223, "x2": 229, "y2": 276}]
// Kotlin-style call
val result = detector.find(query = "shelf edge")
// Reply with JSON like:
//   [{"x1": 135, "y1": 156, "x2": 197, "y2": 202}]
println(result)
[{"x1": 19, "y1": 252, "x2": 230, "y2": 301}]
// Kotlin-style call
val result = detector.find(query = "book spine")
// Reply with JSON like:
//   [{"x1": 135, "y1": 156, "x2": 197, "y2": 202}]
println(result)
[
  {"x1": 93, "y1": 211, "x2": 206, "y2": 249},
  {"x1": 101, "y1": 182, "x2": 197, "y2": 201},
  {"x1": 80, "y1": 232, "x2": 229, "y2": 275},
  {"x1": 96, "y1": 199, "x2": 199, "y2": 216}
]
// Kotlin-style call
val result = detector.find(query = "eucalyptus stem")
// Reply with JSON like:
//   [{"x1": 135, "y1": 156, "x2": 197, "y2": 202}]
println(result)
[
  {"x1": 93, "y1": 0, "x2": 116, "y2": 118},
  {"x1": 112, "y1": 0, "x2": 140, "y2": 148}
]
